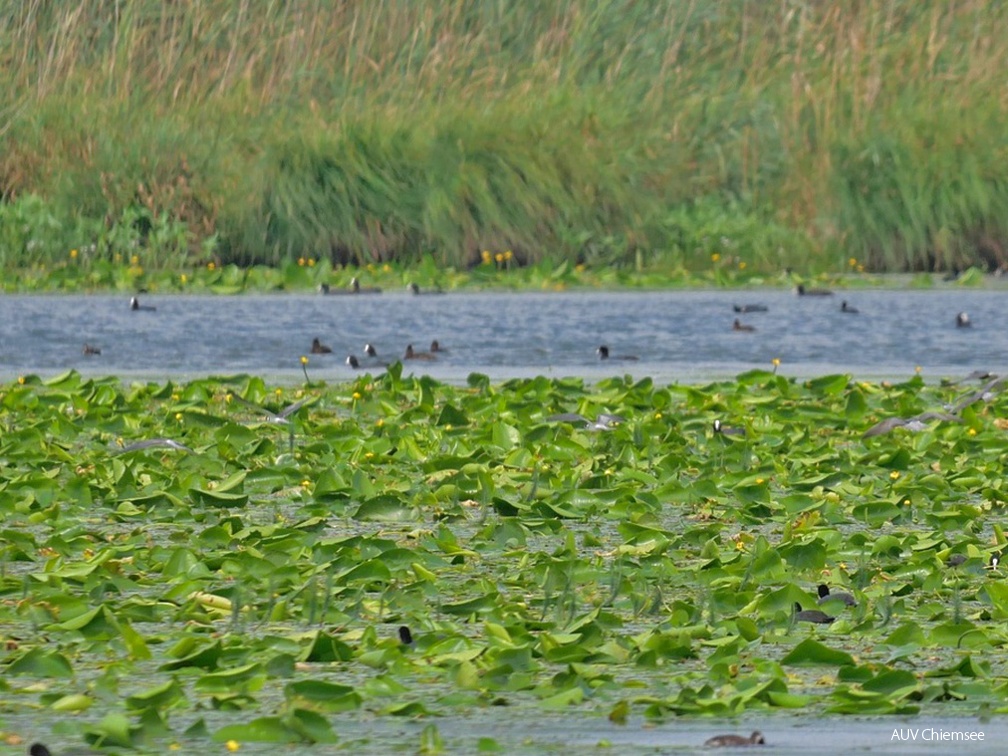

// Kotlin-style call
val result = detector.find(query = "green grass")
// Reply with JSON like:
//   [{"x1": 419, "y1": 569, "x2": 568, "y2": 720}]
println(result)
[
  {"x1": 3, "y1": 367, "x2": 1008, "y2": 752},
  {"x1": 2, "y1": 1, "x2": 1008, "y2": 274}
]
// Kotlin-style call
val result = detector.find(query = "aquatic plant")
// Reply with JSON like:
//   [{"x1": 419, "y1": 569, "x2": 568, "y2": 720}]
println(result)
[{"x1": 3, "y1": 367, "x2": 1008, "y2": 750}]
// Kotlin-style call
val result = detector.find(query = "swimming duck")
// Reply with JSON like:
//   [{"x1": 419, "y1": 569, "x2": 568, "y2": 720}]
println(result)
[
  {"x1": 130, "y1": 295, "x2": 156, "y2": 311},
  {"x1": 840, "y1": 301, "x2": 859, "y2": 314},
  {"x1": 406, "y1": 282, "x2": 444, "y2": 296},
  {"x1": 703, "y1": 731, "x2": 765, "y2": 748},
  {"x1": 956, "y1": 312, "x2": 972, "y2": 328},
  {"x1": 350, "y1": 276, "x2": 382, "y2": 294},
  {"x1": 547, "y1": 412, "x2": 626, "y2": 431},
  {"x1": 733, "y1": 304, "x2": 768, "y2": 313},
  {"x1": 596, "y1": 345, "x2": 639, "y2": 360},
  {"x1": 732, "y1": 319, "x2": 756, "y2": 332},
  {"x1": 310, "y1": 337, "x2": 332, "y2": 354},
  {"x1": 713, "y1": 419, "x2": 746, "y2": 437},
  {"x1": 795, "y1": 284, "x2": 833, "y2": 296},
  {"x1": 346, "y1": 354, "x2": 361, "y2": 369},
  {"x1": 82, "y1": 343, "x2": 101, "y2": 356},
  {"x1": 362, "y1": 343, "x2": 390, "y2": 366},
  {"x1": 817, "y1": 584, "x2": 857, "y2": 607},
  {"x1": 794, "y1": 602, "x2": 835, "y2": 624},
  {"x1": 404, "y1": 344, "x2": 436, "y2": 360}
]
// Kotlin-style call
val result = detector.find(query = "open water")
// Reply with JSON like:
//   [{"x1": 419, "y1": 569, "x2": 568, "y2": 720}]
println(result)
[{"x1": 0, "y1": 288, "x2": 1005, "y2": 383}]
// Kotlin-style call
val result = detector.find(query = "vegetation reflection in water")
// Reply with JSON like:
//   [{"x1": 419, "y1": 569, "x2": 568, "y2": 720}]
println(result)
[{"x1": 3, "y1": 363, "x2": 1008, "y2": 752}]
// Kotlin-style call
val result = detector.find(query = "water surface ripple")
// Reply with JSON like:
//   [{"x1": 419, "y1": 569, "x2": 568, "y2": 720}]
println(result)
[{"x1": 1, "y1": 289, "x2": 1004, "y2": 383}]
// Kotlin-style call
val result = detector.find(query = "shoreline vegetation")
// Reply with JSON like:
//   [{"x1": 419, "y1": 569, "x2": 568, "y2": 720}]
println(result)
[{"x1": 2, "y1": 2, "x2": 1008, "y2": 286}]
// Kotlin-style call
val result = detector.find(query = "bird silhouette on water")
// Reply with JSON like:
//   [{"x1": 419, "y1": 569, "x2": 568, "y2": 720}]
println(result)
[{"x1": 704, "y1": 731, "x2": 765, "y2": 747}]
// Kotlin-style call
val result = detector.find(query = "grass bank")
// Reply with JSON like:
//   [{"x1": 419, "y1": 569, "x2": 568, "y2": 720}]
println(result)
[{"x1": 2, "y1": 1, "x2": 1008, "y2": 276}]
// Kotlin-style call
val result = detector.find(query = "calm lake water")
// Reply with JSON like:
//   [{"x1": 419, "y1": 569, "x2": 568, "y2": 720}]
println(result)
[{"x1": 0, "y1": 288, "x2": 1005, "y2": 383}]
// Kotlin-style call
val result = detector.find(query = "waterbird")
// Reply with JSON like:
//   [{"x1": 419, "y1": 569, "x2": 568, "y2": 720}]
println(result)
[
  {"x1": 817, "y1": 584, "x2": 857, "y2": 607},
  {"x1": 597, "y1": 345, "x2": 639, "y2": 361},
  {"x1": 712, "y1": 419, "x2": 745, "y2": 437},
  {"x1": 840, "y1": 300, "x2": 859, "y2": 314},
  {"x1": 29, "y1": 745, "x2": 53, "y2": 756},
  {"x1": 346, "y1": 354, "x2": 361, "y2": 369},
  {"x1": 310, "y1": 337, "x2": 332, "y2": 354},
  {"x1": 430, "y1": 340, "x2": 448, "y2": 353},
  {"x1": 794, "y1": 602, "x2": 835, "y2": 624},
  {"x1": 956, "y1": 312, "x2": 972, "y2": 328},
  {"x1": 733, "y1": 304, "x2": 767, "y2": 313},
  {"x1": 130, "y1": 295, "x2": 156, "y2": 311},
  {"x1": 991, "y1": 552, "x2": 1001, "y2": 570},
  {"x1": 231, "y1": 394, "x2": 313, "y2": 425},
  {"x1": 406, "y1": 282, "x2": 443, "y2": 295},
  {"x1": 82, "y1": 343, "x2": 101, "y2": 356},
  {"x1": 362, "y1": 343, "x2": 390, "y2": 367},
  {"x1": 703, "y1": 731, "x2": 765, "y2": 747},
  {"x1": 862, "y1": 410, "x2": 964, "y2": 439},
  {"x1": 116, "y1": 438, "x2": 194, "y2": 454},
  {"x1": 795, "y1": 284, "x2": 833, "y2": 296},
  {"x1": 945, "y1": 375, "x2": 1007, "y2": 414},
  {"x1": 350, "y1": 276, "x2": 381, "y2": 294},
  {"x1": 399, "y1": 625, "x2": 414, "y2": 645},
  {"x1": 945, "y1": 553, "x2": 967, "y2": 568},
  {"x1": 547, "y1": 412, "x2": 626, "y2": 431},
  {"x1": 404, "y1": 344, "x2": 436, "y2": 361},
  {"x1": 230, "y1": 394, "x2": 314, "y2": 454},
  {"x1": 732, "y1": 318, "x2": 756, "y2": 332}
]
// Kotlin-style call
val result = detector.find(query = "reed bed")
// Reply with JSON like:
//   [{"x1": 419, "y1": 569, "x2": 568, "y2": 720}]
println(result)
[{"x1": 1, "y1": 0, "x2": 1007, "y2": 273}]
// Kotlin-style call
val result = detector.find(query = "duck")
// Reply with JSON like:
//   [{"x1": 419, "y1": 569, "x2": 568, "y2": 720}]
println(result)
[
  {"x1": 406, "y1": 281, "x2": 444, "y2": 296},
  {"x1": 732, "y1": 319, "x2": 756, "y2": 332},
  {"x1": 350, "y1": 276, "x2": 381, "y2": 294},
  {"x1": 596, "y1": 345, "x2": 639, "y2": 360},
  {"x1": 945, "y1": 553, "x2": 967, "y2": 567},
  {"x1": 310, "y1": 337, "x2": 332, "y2": 354},
  {"x1": 404, "y1": 344, "x2": 436, "y2": 360},
  {"x1": 362, "y1": 343, "x2": 390, "y2": 366},
  {"x1": 733, "y1": 304, "x2": 768, "y2": 313},
  {"x1": 130, "y1": 295, "x2": 156, "y2": 311},
  {"x1": 795, "y1": 283, "x2": 833, "y2": 296},
  {"x1": 713, "y1": 419, "x2": 746, "y2": 437},
  {"x1": 82, "y1": 343, "x2": 101, "y2": 356},
  {"x1": 817, "y1": 584, "x2": 857, "y2": 607},
  {"x1": 956, "y1": 312, "x2": 972, "y2": 328},
  {"x1": 704, "y1": 731, "x2": 765, "y2": 747},
  {"x1": 346, "y1": 354, "x2": 361, "y2": 369},
  {"x1": 794, "y1": 602, "x2": 835, "y2": 624},
  {"x1": 840, "y1": 301, "x2": 859, "y2": 314},
  {"x1": 430, "y1": 340, "x2": 448, "y2": 353}
]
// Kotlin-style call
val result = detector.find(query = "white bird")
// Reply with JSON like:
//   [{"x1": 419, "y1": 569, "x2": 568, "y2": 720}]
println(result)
[
  {"x1": 230, "y1": 395, "x2": 312, "y2": 425},
  {"x1": 546, "y1": 412, "x2": 626, "y2": 431},
  {"x1": 116, "y1": 438, "x2": 194, "y2": 454}
]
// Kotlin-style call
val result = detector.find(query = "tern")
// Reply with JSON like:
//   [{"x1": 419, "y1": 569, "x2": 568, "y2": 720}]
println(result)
[
  {"x1": 547, "y1": 412, "x2": 626, "y2": 431},
  {"x1": 115, "y1": 438, "x2": 194, "y2": 454}
]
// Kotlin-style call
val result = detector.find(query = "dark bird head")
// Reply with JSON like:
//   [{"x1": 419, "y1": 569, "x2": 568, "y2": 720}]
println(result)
[
  {"x1": 398, "y1": 625, "x2": 413, "y2": 645},
  {"x1": 597, "y1": 345, "x2": 610, "y2": 359}
]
